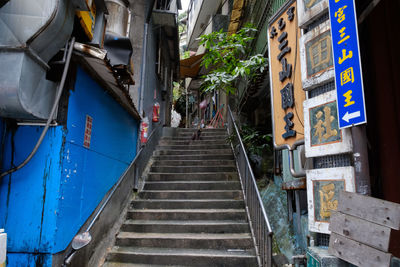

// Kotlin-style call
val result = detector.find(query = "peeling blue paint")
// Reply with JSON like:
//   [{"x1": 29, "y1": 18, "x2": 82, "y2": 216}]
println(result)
[
  {"x1": 6, "y1": 252, "x2": 52, "y2": 267},
  {"x1": 0, "y1": 67, "x2": 139, "y2": 266}
]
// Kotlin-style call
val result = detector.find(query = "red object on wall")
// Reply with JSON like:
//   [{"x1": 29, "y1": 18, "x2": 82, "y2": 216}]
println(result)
[
  {"x1": 152, "y1": 102, "x2": 160, "y2": 122},
  {"x1": 140, "y1": 117, "x2": 149, "y2": 144},
  {"x1": 83, "y1": 115, "x2": 93, "y2": 148}
]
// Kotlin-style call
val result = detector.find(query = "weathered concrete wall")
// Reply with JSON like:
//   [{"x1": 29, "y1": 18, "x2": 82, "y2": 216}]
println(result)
[
  {"x1": 260, "y1": 177, "x2": 297, "y2": 262},
  {"x1": 128, "y1": 0, "x2": 146, "y2": 108}
]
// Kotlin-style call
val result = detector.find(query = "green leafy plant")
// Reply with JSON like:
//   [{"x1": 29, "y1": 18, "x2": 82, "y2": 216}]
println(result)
[
  {"x1": 240, "y1": 124, "x2": 272, "y2": 156},
  {"x1": 198, "y1": 24, "x2": 268, "y2": 95}
]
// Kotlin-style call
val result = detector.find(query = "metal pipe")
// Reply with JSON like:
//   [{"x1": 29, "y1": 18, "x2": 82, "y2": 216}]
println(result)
[
  {"x1": 138, "y1": 22, "x2": 148, "y2": 115},
  {"x1": 85, "y1": 125, "x2": 159, "y2": 232},
  {"x1": 86, "y1": 148, "x2": 143, "y2": 232},
  {"x1": 229, "y1": 107, "x2": 272, "y2": 232},
  {"x1": 185, "y1": 86, "x2": 189, "y2": 128},
  {"x1": 351, "y1": 125, "x2": 371, "y2": 195},
  {"x1": 64, "y1": 125, "x2": 162, "y2": 265},
  {"x1": 146, "y1": 0, "x2": 156, "y2": 23},
  {"x1": 0, "y1": 38, "x2": 76, "y2": 178},
  {"x1": 294, "y1": 190, "x2": 303, "y2": 247},
  {"x1": 138, "y1": 0, "x2": 156, "y2": 116},
  {"x1": 227, "y1": 106, "x2": 273, "y2": 266},
  {"x1": 288, "y1": 147, "x2": 306, "y2": 178}
]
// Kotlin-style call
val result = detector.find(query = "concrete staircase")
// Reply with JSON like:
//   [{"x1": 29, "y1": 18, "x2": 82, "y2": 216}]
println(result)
[{"x1": 103, "y1": 128, "x2": 258, "y2": 267}]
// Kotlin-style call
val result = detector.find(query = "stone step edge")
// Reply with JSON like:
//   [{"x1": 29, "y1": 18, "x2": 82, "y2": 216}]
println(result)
[
  {"x1": 147, "y1": 172, "x2": 238, "y2": 175},
  {"x1": 144, "y1": 181, "x2": 239, "y2": 184},
  {"x1": 109, "y1": 247, "x2": 256, "y2": 257},
  {"x1": 139, "y1": 190, "x2": 242, "y2": 193},
  {"x1": 132, "y1": 199, "x2": 243, "y2": 202},
  {"x1": 123, "y1": 219, "x2": 248, "y2": 225},
  {"x1": 128, "y1": 209, "x2": 245, "y2": 213},
  {"x1": 117, "y1": 232, "x2": 252, "y2": 239}
]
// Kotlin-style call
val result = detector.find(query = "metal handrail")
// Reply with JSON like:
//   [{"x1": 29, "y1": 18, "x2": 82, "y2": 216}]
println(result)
[
  {"x1": 64, "y1": 125, "x2": 163, "y2": 265},
  {"x1": 227, "y1": 106, "x2": 273, "y2": 267}
]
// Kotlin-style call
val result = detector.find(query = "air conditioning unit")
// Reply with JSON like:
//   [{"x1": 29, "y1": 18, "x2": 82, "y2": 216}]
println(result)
[{"x1": 0, "y1": 0, "x2": 74, "y2": 120}]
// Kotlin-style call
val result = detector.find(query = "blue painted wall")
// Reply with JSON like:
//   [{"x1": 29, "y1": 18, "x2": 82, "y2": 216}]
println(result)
[
  {"x1": 54, "y1": 67, "x2": 139, "y2": 251},
  {"x1": 0, "y1": 66, "x2": 139, "y2": 266},
  {"x1": 0, "y1": 126, "x2": 64, "y2": 254}
]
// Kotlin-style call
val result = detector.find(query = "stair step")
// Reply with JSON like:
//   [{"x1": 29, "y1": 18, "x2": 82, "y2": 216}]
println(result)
[
  {"x1": 104, "y1": 263, "x2": 188, "y2": 267},
  {"x1": 121, "y1": 220, "x2": 249, "y2": 233},
  {"x1": 115, "y1": 232, "x2": 254, "y2": 250},
  {"x1": 150, "y1": 166, "x2": 236, "y2": 173},
  {"x1": 154, "y1": 149, "x2": 232, "y2": 155},
  {"x1": 139, "y1": 190, "x2": 243, "y2": 200},
  {"x1": 131, "y1": 199, "x2": 245, "y2": 209},
  {"x1": 102, "y1": 128, "x2": 260, "y2": 267},
  {"x1": 152, "y1": 160, "x2": 235, "y2": 167},
  {"x1": 143, "y1": 181, "x2": 241, "y2": 190},
  {"x1": 153, "y1": 154, "x2": 234, "y2": 161},
  {"x1": 177, "y1": 131, "x2": 227, "y2": 135},
  {"x1": 162, "y1": 136, "x2": 227, "y2": 141},
  {"x1": 159, "y1": 140, "x2": 228, "y2": 145},
  {"x1": 106, "y1": 247, "x2": 257, "y2": 267},
  {"x1": 126, "y1": 209, "x2": 247, "y2": 221},
  {"x1": 157, "y1": 145, "x2": 230, "y2": 150},
  {"x1": 176, "y1": 133, "x2": 229, "y2": 140},
  {"x1": 177, "y1": 128, "x2": 227, "y2": 132},
  {"x1": 147, "y1": 172, "x2": 238, "y2": 181}
]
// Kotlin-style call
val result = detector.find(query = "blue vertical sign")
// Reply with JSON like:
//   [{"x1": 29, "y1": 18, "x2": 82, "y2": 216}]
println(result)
[{"x1": 329, "y1": 0, "x2": 367, "y2": 129}]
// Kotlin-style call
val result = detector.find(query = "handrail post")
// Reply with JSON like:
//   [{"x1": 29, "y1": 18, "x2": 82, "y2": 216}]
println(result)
[{"x1": 227, "y1": 106, "x2": 273, "y2": 267}]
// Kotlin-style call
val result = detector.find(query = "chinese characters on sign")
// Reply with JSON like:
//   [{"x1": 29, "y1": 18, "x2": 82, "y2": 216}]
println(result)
[
  {"x1": 268, "y1": 1, "x2": 305, "y2": 149},
  {"x1": 310, "y1": 101, "x2": 341, "y2": 146},
  {"x1": 305, "y1": 30, "x2": 333, "y2": 77},
  {"x1": 307, "y1": 167, "x2": 355, "y2": 233},
  {"x1": 303, "y1": 91, "x2": 353, "y2": 158},
  {"x1": 329, "y1": 0, "x2": 367, "y2": 128},
  {"x1": 317, "y1": 182, "x2": 341, "y2": 220}
]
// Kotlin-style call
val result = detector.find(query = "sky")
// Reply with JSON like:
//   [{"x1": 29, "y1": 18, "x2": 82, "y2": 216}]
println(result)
[{"x1": 179, "y1": 0, "x2": 190, "y2": 14}]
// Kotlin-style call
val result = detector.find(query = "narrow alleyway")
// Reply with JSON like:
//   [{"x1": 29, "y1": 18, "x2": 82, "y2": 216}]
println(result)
[{"x1": 103, "y1": 128, "x2": 259, "y2": 266}]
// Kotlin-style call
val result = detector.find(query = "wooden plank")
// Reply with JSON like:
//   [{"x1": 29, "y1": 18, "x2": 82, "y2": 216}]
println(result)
[
  {"x1": 329, "y1": 211, "x2": 391, "y2": 252},
  {"x1": 268, "y1": 1, "x2": 306, "y2": 149},
  {"x1": 329, "y1": 233, "x2": 392, "y2": 267},
  {"x1": 338, "y1": 191, "x2": 400, "y2": 230}
]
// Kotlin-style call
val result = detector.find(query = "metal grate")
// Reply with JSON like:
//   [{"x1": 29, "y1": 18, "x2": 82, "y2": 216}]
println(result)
[
  {"x1": 309, "y1": 81, "x2": 336, "y2": 98},
  {"x1": 316, "y1": 233, "x2": 330, "y2": 247},
  {"x1": 313, "y1": 154, "x2": 352, "y2": 169},
  {"x1": 304, "y1": 12, "x2": 329, "y2": 33},
  {"x1": 269, "y1": 0, "x2": 287, "y2": 17}
]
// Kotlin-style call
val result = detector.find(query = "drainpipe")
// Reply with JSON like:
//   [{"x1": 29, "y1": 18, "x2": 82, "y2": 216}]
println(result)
[
  {"x1": 351, "y1": 125, "x2": 371, "y2": 195},
  {"x1": 138, "y1": 23, "x2": 148, "y2": 116},
  {"x1": 138, "y1": 0, "x2": 156, "y2": 116},
  {"x1": 185, "y1": 86, "x2": 188, "y2": 128}
]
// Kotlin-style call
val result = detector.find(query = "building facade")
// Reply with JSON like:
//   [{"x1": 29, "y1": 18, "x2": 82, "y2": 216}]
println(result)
[{"x1": 0, "y1": 0, "x2": 180, "y2": 265}]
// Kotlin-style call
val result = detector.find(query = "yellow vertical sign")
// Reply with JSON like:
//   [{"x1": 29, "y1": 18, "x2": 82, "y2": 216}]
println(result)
[{"x1": 268, "y1": 0, "x2": 305, "y2": 150}]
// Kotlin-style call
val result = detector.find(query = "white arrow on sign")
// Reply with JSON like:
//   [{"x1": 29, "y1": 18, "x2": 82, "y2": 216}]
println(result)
[{"x1": 342, "y1": 111, "x2": 360, "y2": 123}]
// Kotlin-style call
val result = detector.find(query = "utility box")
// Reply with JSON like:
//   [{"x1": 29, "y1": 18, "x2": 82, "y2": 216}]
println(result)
[{"x1": 0, "y1": 229, "x2": 6, "y2": 267}]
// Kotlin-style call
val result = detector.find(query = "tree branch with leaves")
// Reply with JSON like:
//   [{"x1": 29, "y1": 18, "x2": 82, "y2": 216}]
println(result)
[{"x1": 198, "y1": 24, "x2": 268, "y2": 102}]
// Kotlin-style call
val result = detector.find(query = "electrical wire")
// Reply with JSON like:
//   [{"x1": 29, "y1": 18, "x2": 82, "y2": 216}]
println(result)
[{"x1": 0, "y1": 37, "x2": 76, "y2": 178}]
